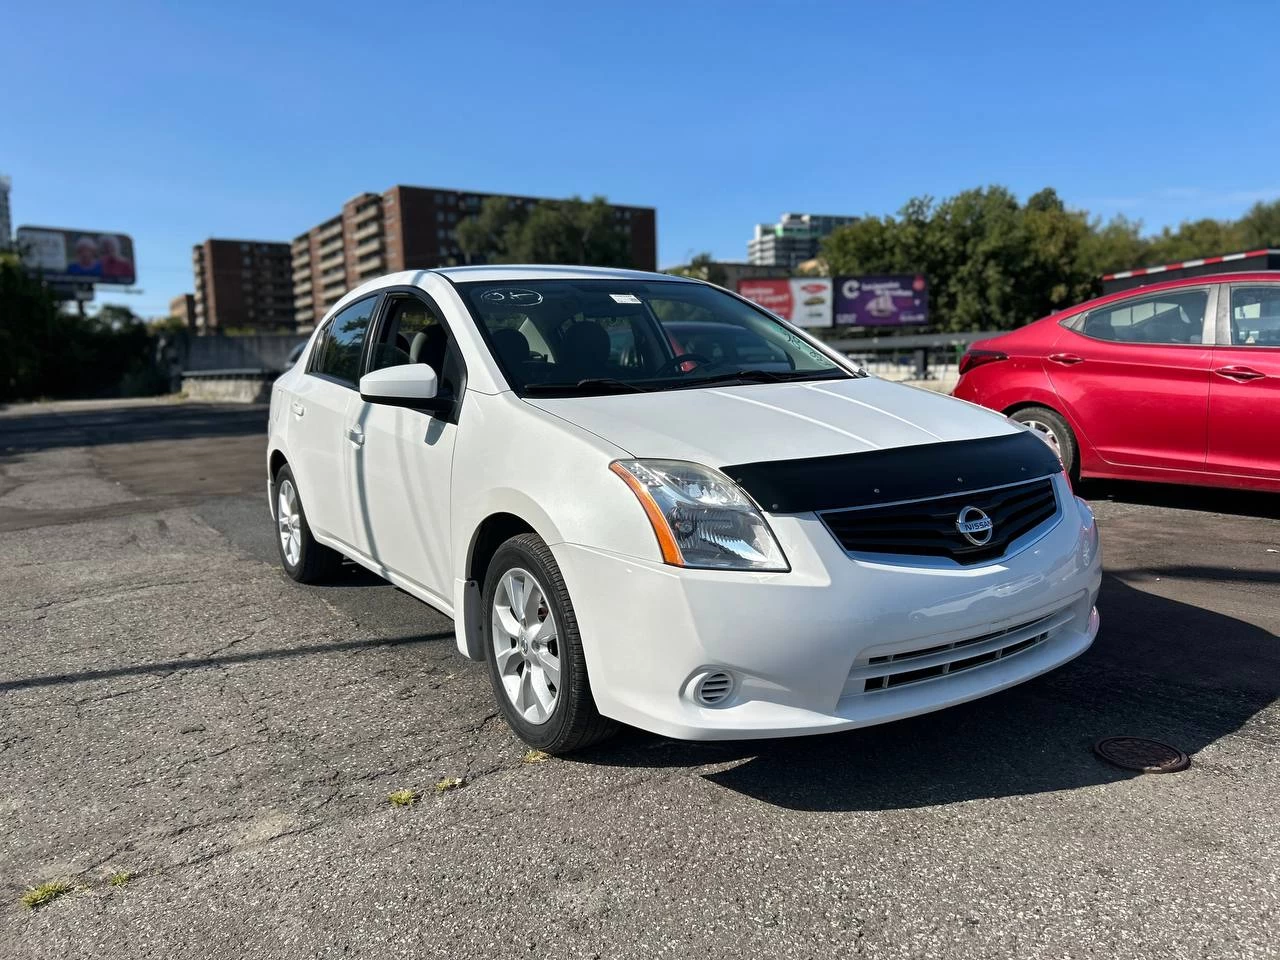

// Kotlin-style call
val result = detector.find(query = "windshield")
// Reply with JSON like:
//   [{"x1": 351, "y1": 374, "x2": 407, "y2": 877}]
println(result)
[{"x1": 454, "y1": 279, "x2": 855, "y2": 396}]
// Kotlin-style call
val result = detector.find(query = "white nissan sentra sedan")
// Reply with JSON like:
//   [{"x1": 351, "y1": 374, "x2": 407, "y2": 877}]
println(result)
[{"x1": 267, "y1": 266, "x2": 1101, "y2": 753}]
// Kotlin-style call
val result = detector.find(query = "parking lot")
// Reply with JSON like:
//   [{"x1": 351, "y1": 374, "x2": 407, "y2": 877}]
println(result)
[{"x1": 2, "y1": 397, "x2": 1277, "y2": 959}]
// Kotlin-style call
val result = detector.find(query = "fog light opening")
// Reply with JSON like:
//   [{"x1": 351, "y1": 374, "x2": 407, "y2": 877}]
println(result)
[{"x1": 694, "y1": 671, "x2": 735, "y2": 707}]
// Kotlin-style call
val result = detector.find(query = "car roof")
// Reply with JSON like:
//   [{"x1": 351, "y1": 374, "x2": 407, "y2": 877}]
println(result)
[
  {"x1": 320, "y1": 267, "x2": 701, "y2": 330},
  {"x1": 435, "y1": 264, "x2": 694, "y2": 284},
  {"x1": 330, "y1": 265, "x2": 698, "y2": 314}
]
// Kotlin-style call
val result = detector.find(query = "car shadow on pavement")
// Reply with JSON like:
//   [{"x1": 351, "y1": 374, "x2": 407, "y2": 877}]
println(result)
[
  {"x1": 0, "y1": 630, "x2": 454, "y2": 694},
  {"x1": 576, "y1": 574, "x2": 1278, "y2": 812},
  {"x1": 1078, "y1": 479, "x2": 1280, "y2": 520},
  {"x1": 0, "y1": 402, "x2": 268, "y2": 454}
]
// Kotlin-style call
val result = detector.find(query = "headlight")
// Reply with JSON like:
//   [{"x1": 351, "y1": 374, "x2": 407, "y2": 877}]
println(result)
[{"x1": 609, "y1": 459, "x2": 789, "y2": 571}]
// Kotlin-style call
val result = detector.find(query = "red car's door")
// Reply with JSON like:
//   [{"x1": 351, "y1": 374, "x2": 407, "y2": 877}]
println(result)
[
  {"x1": 1206, "y1": 282, "x2": 1280, "y2": 481},
  {"x1": 1046, "y1": 286, "x2": 1216, "y2": 472}
]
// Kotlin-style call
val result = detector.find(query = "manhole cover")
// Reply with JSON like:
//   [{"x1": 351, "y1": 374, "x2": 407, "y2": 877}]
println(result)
[{"x1": 1093, "y1": 736, "x2": 1190, "y2": 774}]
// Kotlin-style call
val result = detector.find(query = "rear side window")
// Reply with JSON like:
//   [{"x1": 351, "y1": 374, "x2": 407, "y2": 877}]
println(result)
[
  {"x1": 1229, "y1": 286, "x2": 1280, "y2": 346},
  {"x1": 1078, "y1": 290, "x2": 1208, "y2": 345},
  {"x1": 310, "y1": 297, "x2": 377, "y2": 385}
]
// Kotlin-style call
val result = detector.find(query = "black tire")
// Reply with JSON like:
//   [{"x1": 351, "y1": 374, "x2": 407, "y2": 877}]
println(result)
[
  {"x1": 1010, "y1": 405, "x2": 1079, "y2": 482},
  {"x1": 272, "y1": 464, "x2": 342, "y2": 584},
  {"x1": 482, "y1": 533, "x2": 617, "y2": 753}
]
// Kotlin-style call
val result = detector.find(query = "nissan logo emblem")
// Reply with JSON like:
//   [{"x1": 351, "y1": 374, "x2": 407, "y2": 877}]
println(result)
[{"x1": 955, "y1": 506, "x2": 994, "y2": 546}]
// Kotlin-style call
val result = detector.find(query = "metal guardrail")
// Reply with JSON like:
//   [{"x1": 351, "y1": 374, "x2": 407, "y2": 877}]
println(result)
[
  {"x1": 825, "y1": 330, "x2": 998, "y2": 352},
  {"x1": 825, "y1": 330, "x2": 998, "y2": 380},
  {"x1": 180, "y1": 368, "x2": 276, "y2": 379}
]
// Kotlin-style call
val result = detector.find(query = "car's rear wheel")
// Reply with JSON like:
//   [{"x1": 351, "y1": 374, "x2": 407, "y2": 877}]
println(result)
[
  {"x1": 1011, "y1": 406, "x2": 1078, "y2": 481},
  {"x1": 273, "y1": 464, "x2": 342, "y2": 583},
  {"x1": 483, "y1": 533, "x2": 616, "y2": 753}
]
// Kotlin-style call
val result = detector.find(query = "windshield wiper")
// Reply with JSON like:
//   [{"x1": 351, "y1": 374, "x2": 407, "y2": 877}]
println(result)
[
  {"x1": 672, "y1": 368, "x2": 850, "y2": 388},
  {"x1": 524, "y1": 377, "x2": 649, "y2": 396}
]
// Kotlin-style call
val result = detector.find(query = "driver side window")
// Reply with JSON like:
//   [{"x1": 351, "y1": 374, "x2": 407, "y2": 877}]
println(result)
[{"x1": 370, "y1": 296, "x2": 463, "y2": 397}]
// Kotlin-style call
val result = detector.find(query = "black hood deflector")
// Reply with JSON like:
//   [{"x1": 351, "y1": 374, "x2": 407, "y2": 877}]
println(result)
[{"x1": 721, "y1": 431, "x2": 1063, "y2": 514}]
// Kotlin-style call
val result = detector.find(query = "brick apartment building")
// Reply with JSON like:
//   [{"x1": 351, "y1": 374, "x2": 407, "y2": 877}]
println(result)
[
  {"x1": 192, "y1": 239, "x2": 295, "y2": 332},
  {"x1": 291, "y1": 186, "x2": 657, "y2": 329},
  {"x1": 168, "y1": 293, "x2": 196, "y2": 328}
]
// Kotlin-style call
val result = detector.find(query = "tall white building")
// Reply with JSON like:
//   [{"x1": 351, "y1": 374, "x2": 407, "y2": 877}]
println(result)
[
  {"x1": 0, "y1": 176, "x2": 11, "y2": 249},
  {"x1": 747, "y1": 212, "x2": 857, "y2": 269}
]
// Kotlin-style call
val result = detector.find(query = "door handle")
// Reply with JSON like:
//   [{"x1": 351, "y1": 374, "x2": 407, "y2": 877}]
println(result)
[
  {"x1": 1048, "y1": 353, "x2": 1084, "y2": 365},
  {"x1": 1214, "y1": 365, "x2": 1265, "y2": 382},
  {"x1": 290, "y1": 401, "x2": 305, "y2": 418},
  {"x1": 346, "y1": 426, "x2": 365, "y2": 447}
]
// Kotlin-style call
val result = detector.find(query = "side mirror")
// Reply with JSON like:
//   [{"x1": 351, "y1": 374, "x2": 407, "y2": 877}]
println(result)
[{"x1": 359, "y1": 363, "x2": 448, "y2": 412}]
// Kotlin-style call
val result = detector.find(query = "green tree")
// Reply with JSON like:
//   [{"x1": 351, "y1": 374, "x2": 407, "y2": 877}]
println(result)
[
  {"x1": 824, "y1": 186, "x2": 1045, "y2": 332},
  {"x1": 1235, "y1": 199, "x2": 1280, "y2": 249},
  {"x1": 1015, "y1": 188, "x2": 1097, "y2": 316},
  {"x1": 0, "y1": 257, "x2": 64, "y2": 399},
  {"x1": 151, "y1": 315, "x2": 190, "y2": 334},
  {"x1": 0, "y1": 268, "x2": 163, "y2": 401},
  {"x1": 667, "y1": 252, "x2": 728, "y2": 286},
  {"x1": 456, "y1": 195, "x2": 632, "y2": 267},
  {"x1": 96, "y1": 303, "x2": 143, "y2": 330},
  {"x1": 1145, "y1": 218, "x2": 1244, "y2": 266},
  {"x1": 1080, "y1": 215, "x2": 1146, "y2": 279},
  {"x1": 456, "y1": 196, "x2": 527, "y2": 264},
  {"x1": 821, "y1": 185, "x2": 1279, "y2": 333}
]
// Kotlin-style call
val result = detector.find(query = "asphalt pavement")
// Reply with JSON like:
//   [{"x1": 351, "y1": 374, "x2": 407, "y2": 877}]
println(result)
[{"x1": 1, "y1": 397, "x2": 1277, "y2": 959}]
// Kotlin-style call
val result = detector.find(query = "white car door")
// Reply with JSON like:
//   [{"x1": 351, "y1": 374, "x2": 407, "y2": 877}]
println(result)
[
  {"x1": 348, "y1": 290, "x2": 462, "y2": 608},
  {"x1": 288, "y1": 295, "x2": 379, "y2": 550}
]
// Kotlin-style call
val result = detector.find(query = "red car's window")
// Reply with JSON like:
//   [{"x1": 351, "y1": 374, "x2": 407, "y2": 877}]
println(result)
[
  {"x1": 1229, "y1": 286, "x2": 1280, "y2": 346},
  {"x1": 1078, "y1": 290, "x2": 1208, "y2": 345}
]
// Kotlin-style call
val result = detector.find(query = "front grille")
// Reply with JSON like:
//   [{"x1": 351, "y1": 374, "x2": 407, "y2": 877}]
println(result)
[
  {"x1": 849, "y1": 609, "x2": 1071, "y2": 695},
  {"x1": 821, "y1": 477, "x2": 1057, "y2": 565}
]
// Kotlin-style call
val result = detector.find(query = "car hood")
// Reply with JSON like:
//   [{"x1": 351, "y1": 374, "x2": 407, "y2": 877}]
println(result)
[{"x1": 524, "y1": 376, "x2": 1018, "y2": 467}]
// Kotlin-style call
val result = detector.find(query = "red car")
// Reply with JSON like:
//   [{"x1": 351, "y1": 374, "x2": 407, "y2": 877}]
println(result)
[{"x1": 952, "y1": 272, "x2": 1280, "y2": 492}]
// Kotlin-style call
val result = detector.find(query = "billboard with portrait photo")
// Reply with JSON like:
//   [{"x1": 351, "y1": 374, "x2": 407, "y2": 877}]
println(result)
[{"x1": 16, "y1": 226, "x2": 136, "y2": 286}]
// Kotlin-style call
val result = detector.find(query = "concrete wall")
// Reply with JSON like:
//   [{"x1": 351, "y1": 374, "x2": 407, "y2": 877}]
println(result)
[
  {"x1": 181, "y1": 374, "x2": 274, "y2": 403},
  {"x1": 180, "y1": 334, "x2": 308, "y2": 373}
]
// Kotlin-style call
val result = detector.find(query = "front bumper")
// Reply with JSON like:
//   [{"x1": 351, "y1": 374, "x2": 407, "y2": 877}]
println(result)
[{"x1": 554, "y1": 475, "x2": 1101, "y2": 740}]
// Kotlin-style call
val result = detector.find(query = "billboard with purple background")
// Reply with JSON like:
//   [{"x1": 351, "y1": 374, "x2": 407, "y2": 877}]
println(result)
[{"x1": 833, "y1": 274, "x2": 928, "y2": 326}]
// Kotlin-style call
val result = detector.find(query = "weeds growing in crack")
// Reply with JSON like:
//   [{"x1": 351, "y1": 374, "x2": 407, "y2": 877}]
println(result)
[
  {"x1": 387, "y1": 788, "x2": 419, "y2": 807},
  {"x1": 21, "y1": 880, "x2": 74, "y2": 909}
]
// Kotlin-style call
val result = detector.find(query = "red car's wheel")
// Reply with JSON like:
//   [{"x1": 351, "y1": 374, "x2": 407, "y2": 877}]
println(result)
[{"x1": 1011, "y1": 406, "x2": 1079, "y2": 482}]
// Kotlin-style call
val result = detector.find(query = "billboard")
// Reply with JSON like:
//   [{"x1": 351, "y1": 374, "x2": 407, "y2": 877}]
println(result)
[
  {"x1": 736, "y1": 278, "x2": 833, "y2": 328},
  {"x1": 15, "y1": 226, "x2": 136, "y2": 286},
  {"x1": 834, "y1": 274, "x2": 928, "y2": 326}
]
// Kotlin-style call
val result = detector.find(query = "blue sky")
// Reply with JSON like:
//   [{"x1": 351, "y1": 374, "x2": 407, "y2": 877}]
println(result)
[{"x1": 5, "y1": 0, "x2": 1278, "y2": 317}]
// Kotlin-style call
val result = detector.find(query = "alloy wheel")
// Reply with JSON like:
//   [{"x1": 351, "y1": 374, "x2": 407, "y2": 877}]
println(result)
[
  {"x1": 491, "y1": 567, "x2": 561, "y2": 725},
  {"x1": 1021, "y1": 418, "x2": 1061, "y2": 457},
  {"x1": 277, "y1": 479, "x2": 302, "y2": 567}
]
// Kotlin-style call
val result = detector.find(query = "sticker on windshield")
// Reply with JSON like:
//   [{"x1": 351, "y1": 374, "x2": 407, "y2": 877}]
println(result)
[{"x1": 609, "y1": 293, "x2": 641, "y2": 304}]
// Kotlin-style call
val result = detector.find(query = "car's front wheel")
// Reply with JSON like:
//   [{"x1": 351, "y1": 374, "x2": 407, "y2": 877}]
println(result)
[{"x1": 483, "y1": 533, "x2": 616, "y2": 753}]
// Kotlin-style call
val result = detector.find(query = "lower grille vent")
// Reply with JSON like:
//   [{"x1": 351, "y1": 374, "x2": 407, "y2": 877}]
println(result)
[{"x1": 852, "y1": 609, "x2": 1071, "y2": 695}]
